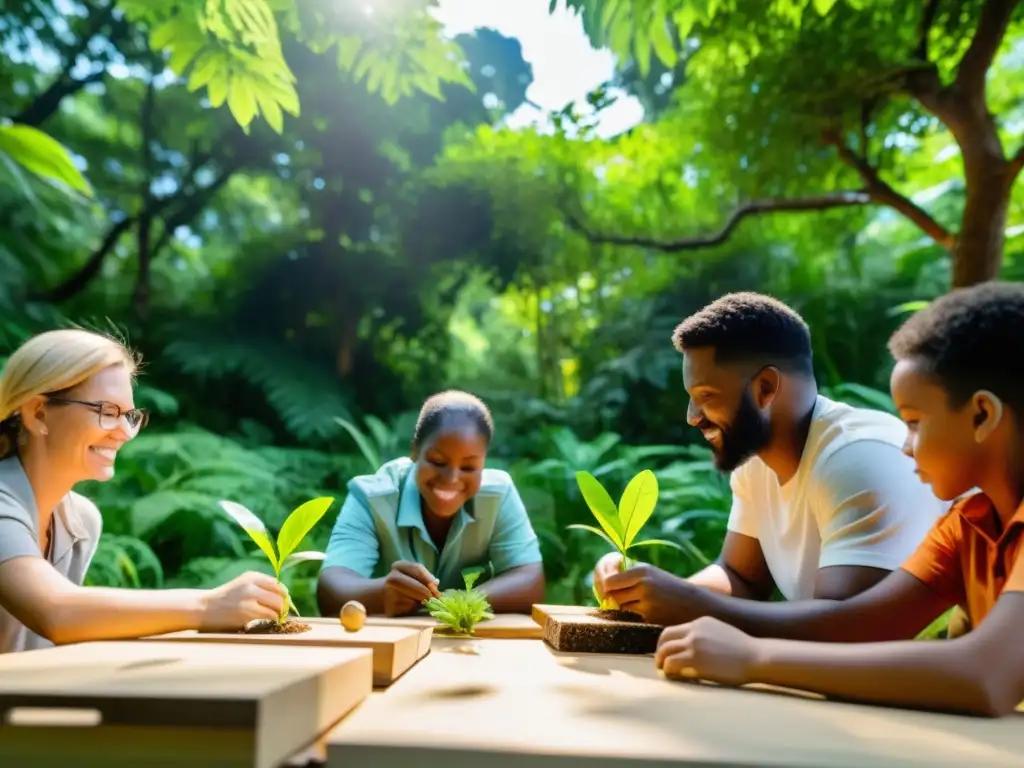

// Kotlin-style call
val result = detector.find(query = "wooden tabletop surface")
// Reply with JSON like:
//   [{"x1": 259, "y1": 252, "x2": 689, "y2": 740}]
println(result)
[{"x1": 324, "y1": 636, "x2": 1024, "y2": 768}]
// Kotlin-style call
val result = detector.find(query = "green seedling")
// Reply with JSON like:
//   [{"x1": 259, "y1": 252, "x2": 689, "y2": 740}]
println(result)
[
  {"x1": 219, "y1": 497, "x2": 334, "y2": 624},
  {"x1": 422, "y1": 567, "x2": 494, "y2": 636},
  {"x1": 570, "y1": 469, "x2": 683, "y2": 611}
]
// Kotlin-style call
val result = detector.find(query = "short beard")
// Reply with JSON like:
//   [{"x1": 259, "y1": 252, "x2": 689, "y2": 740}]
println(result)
[{"x1": 711, "y1": 389, "x2": 772, "y2": 473}]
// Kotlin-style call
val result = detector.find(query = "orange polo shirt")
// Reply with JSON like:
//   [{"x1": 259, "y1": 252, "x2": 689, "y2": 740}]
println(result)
[{"x1": 901, "y1": 492, "x2": 1024, "y2": 626}]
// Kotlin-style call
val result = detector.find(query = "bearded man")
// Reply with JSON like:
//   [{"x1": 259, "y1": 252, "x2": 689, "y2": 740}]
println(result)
[{"x1": 593, "y1": 292, "x2": 950, "y2": 627}]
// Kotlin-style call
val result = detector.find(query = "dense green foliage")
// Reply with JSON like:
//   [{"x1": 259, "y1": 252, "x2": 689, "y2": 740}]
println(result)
[{"x1": 1, "y1": 1, "x2": 1022, "y2": 617}]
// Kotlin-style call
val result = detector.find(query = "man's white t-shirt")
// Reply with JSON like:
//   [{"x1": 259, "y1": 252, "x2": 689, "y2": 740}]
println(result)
[{"x1": 727, "y1": 395, "x2": 949, "y2": 601}]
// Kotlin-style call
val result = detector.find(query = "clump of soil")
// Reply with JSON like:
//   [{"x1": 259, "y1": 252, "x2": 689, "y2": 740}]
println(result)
[
  {"x1": 544, "y1": 612, "x2": 663, "y2": 655},
  {"x1": 240, "y1": 619, "x2": 312, "y2": 635}
]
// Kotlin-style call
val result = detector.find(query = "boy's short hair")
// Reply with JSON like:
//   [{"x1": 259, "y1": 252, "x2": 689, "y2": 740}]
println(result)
[
  {"x1": 887, "y1": 281, "x2": 1024, "y2": 415},
  {"x1": 671, "y1": 292, "x2": 814, "y2": 375}
]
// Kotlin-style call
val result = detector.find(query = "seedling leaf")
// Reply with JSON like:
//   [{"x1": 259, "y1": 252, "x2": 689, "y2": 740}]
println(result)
[
  {"x1": 281, "y1": 551, "x2": 326, "y2": 571},
  {"x1": 219, "y1": 500, "x2": 279, "y2": 571},
  {"x1": 276, "y1": 496, "x2": 334, "y2": 564},
  {"x1": 618, "y1": 469, "x2": 658, "y2": 547},
  {"x1": 423, "y1": 569, "x2": 495, "y2": 635},
  {"x1": 575, "y1": 471, "x2": 625, "y2": 550},
  {"x1": 567, "y1": 523, "x2": 620, "y2": 552}
]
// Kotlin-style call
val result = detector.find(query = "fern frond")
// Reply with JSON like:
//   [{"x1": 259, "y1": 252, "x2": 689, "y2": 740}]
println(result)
[{"x1": 162, "y1": 337, "x2": 355, "y2": 442}]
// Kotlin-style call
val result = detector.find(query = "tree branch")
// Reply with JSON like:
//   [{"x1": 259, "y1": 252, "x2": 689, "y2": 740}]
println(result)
[
  {"x1": 35, "y1": 215, "x2": 136, "y2": 303},
  {"x1": 824, "y1": 131, "x2": 957, "y2": 250},
  {"x1": 12, "y1": 4, "x2": 115, "y2": 126},
  {"x1": 916, "y1": 0, "x2": 942, "y2": 61},
  {"x1": 955, "y1": 0, "x2": 1020, "y2": 95},
  {"x1": 1010, "y1": 142, "x2": 1024, "y2": 184},
  {"x1": 562, "y1": 193, "x2": 872, "y2": 253}
]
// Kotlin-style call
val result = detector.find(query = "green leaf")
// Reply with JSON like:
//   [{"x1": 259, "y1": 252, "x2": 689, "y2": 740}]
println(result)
[
  {"x1": 574, "y1": 471, "x2": 625, "y2": 549},
  {"x1": 275, "y1": 496, "x2": 334, "y2": 564},
  {"x1": 617, "y1": 469, "x2": 658, "y2": 549},
  {"x1": 219, "y1": 500, "x2": 279, "y2": 571},
  {"x1": 813, "y1": 0, "x2": 839, "y2": 14},
  {"x1": 254, "y1": 88, "x2": 284, "y2": 133},
  {"x1": 226, "y1": 77, "x2": 258, "y2": 128},
  {"x1": 0, "y1": 123, "x2": 92, "y2": 197},
  {"x1": 280, "y1": 551, "x2": 326, "y2": 571},
  {"x1": 649, "y1": 16, "x2": 677, "y2": 69},
  {"x1": 630, "y1": 537, "x2": 711, "y2": 566},
  {"x1": 567, "y1": 523, "x2": 620, "y2": 552}
]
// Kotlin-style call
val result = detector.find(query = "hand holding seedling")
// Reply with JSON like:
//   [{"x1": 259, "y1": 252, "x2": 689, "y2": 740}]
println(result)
[
  {"x1": 571, "y1": 469, "x2": 686, "y2": 613},
  {"x1": 383, "y1": 561, "x2": 441, "y2": 617},
  {"x1": 219, "y1": 497, "x2": 334, "y2": 626},
  {"x1": 601, "y1": 562, "x2": 704, "y2": 627},
  {"x1": 198, "y1": 571, "x2": 289, "y2": 632}
]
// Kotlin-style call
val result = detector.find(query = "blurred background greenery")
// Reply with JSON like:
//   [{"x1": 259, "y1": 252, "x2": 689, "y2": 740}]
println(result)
[{"x1": 2, "y1": 1, "x2": 1022, "y2": 615}]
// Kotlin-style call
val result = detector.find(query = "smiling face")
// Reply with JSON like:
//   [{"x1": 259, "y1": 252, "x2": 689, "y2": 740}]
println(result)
[
  {"x1": 683, "y1": 346, "x2": 774, "y2": 472},
  {"x1": 27, "y1": 363, "x2": 139, "y2": 484},
  {"x1": 412, "y1": 416, "x2": 489, "y2": 519},
  {"x1": 889, "y1": 357, "x2": 986, "y2": 501}
]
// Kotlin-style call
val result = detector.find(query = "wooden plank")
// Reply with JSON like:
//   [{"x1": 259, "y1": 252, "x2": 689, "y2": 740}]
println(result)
[
  {"x1": 325, "y1": 637, "x2": 1024, "y2": 767},
  {"x1": 543, "y1": 612, "x2": 663, "y2": 655},
  {"x1": 531, "y1": 603, "x2": 590, "y2": 626},
  {"x1": 138, "y1": 623, "x2": 431, "y2": 687},
  {"x1": 311, "y1": 612, "x2": 543, "y2": 639},
  {"x1": 0, "y1": 641, "x2": 371, "y2": 768}
]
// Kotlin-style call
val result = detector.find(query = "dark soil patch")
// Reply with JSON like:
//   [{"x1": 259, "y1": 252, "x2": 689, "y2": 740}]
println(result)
[
  {"x1": 544, "y1": 613, "x2": 663, "y2": 655},
  {"x1": 240, "y1": 619, "x2": 312, "y2": 635}
]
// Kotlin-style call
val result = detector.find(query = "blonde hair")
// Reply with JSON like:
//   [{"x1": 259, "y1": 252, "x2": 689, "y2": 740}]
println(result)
[{"x1": 0, "y1": 329, "x2": 139, "y2": 459}]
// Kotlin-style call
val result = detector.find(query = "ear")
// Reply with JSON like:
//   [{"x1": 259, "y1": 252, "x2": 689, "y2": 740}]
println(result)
[
  {"x1": 970, "y1": 390, "x2": 1004, "y2": 444},
  {"x1": 752, "y1": 366, "x2": 782, "y2": 410},
  {"x1": 17, "y1": 395, "x2": 49, "y2": 437}
]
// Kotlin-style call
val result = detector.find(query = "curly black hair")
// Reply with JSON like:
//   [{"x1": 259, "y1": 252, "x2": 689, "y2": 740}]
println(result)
[
  {"x1": 671, "y1": 292, "x2": 814, "y2": 375},
  {"x1": 887, "y1": 281, "x2": 1024, "y2": 415},
  {"x1": 411, "y1": 389, "x2": 494, "y2": 453}
]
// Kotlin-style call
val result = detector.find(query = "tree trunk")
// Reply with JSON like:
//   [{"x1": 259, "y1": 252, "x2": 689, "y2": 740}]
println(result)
[
  {"x1": 953, "y1": 181, "x2": 1008, "y2": 287},
  {"x1": 952, "y1": 131, "x2": 1011, "y2": 288}
]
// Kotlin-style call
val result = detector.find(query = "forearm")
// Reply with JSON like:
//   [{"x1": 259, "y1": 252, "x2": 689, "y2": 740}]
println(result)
[
  {"x1": 478, "y1": 564, "x2": 545, "y2": 614},
  {"x1": 688, "y1": 562, "x2": 752, "y2": 598},
  {"x1": 687, "y1": 588, "x2": 886, "y2": 642},
  {"x1": 748, "y1": 636, "x2": 1007, "y2": 717},
  {"x1": 317, "y1": 568, "x2": 387, "y2": 616},
  {"x1": 35, "y1": 587, "x2": 205, "y2": 645}
]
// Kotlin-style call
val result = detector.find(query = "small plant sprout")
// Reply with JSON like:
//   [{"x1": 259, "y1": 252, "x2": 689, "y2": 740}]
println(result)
[
  {"x1": 422, "y1": 567, "x2": 494, "y2": 636},
  {"x1": 570, "y1": 469, "x2": 684, "y2": 611},
  {"x1": 219, "y1": 497, "x2": 334, "y2": 624}
]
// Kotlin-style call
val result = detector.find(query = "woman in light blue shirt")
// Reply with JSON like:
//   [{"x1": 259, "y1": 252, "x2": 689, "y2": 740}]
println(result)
[{"x1": 317, "y1": 390, "x2": 545, "y2": 617}]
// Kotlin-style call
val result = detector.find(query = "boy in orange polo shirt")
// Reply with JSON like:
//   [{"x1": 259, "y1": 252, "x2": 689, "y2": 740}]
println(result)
[{"x1": 654, "y1": 281, "x2": 1024, "y2": 717}]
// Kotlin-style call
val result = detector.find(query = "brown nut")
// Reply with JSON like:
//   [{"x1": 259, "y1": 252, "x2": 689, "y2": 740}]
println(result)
[{"x1": 340, "y1": 600, "x2": 367, "y2": 632}]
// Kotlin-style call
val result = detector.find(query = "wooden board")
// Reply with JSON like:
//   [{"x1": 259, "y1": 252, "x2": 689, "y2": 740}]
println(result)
[
  {"x1": 530, "y1": 603, "x2": 590, "y2": 627},
  {"x1": 310, "y1": 612, "x2": 543, "y2": 639},
  {"x1": 543, "y1": 612, "x2": 663, "y2": 655},
  {"x1": 325, "y1": 638, "x2": 1024, "y2": 767},
  {"x1": 139, "y1": 623, "x2": 431, "y2": 687},
  {"x1": 0, "y1": 641, "x2": 371, "y2": 768}
]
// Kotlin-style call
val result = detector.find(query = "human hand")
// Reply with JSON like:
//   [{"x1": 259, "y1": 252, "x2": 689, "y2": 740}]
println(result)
[
  {"x1": 654, "y1": 616, "x2": 760, "y2": 687},
  {"x1": 593, "y1": 551, "x2": 624, "y2": 602},
  {"x1": 383, "y1": 561, "x2": 441, "y2": 617},
  {"x1": 199, "y1": 571, "x2": 288, "y2": 631},
  {"x1": 601, "y1": 562, "x2": 707, "y2": 626}
]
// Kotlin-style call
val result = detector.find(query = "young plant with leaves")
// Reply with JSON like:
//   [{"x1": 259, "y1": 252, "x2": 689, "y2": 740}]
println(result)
[
  {"x1": 422, "y1": 568, "x2": 494, "y2": 636},
  {"x1": 571, "y1": 469, "x2": 683, "y2": 610},
  {"x1": 219, "y1": 496, "x2": 334, "y2": 624}
]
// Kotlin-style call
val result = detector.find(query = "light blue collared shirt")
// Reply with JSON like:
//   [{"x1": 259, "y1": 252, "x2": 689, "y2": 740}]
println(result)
[{"x1": 321, "y1": 457, "x2": 542, "y2": 589}]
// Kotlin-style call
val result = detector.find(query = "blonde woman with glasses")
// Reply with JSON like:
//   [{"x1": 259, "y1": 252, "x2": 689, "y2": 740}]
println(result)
[{"x1": 0, "y1": 329, "x2": 288, "y2": 653}]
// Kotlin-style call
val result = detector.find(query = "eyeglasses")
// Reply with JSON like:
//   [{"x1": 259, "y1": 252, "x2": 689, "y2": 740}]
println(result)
[{"x1": 45, "y1": 396, "x2": 150, "y2": 433}]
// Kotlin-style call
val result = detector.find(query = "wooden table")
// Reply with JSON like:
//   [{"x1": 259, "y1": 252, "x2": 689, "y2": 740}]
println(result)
[{"x1": 324, "y1": 637, "x2": 1024, "y2": 767}]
